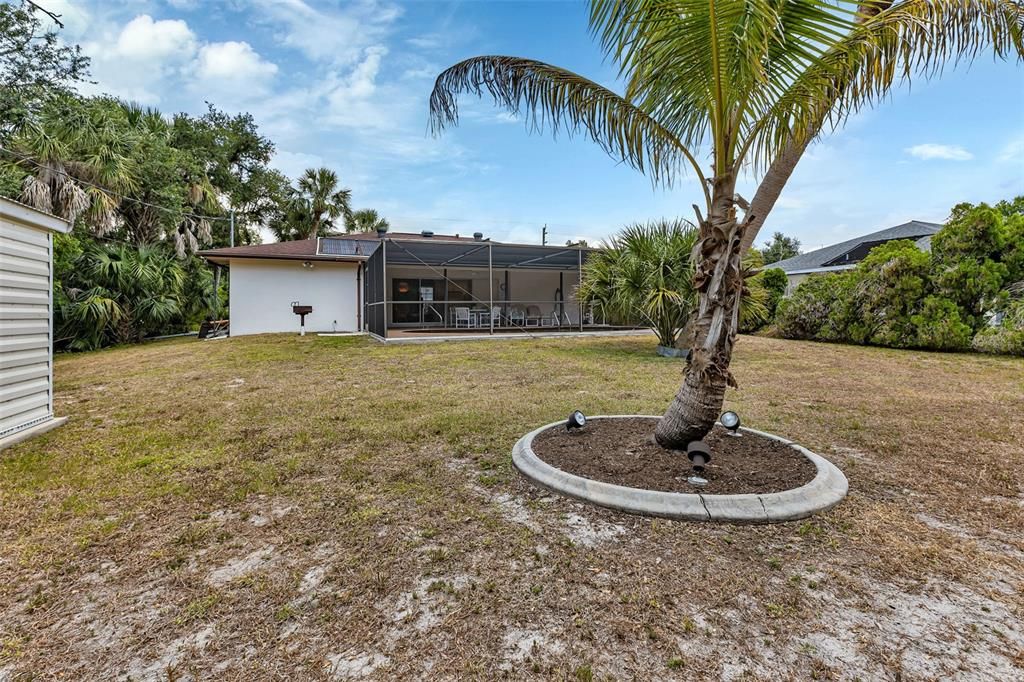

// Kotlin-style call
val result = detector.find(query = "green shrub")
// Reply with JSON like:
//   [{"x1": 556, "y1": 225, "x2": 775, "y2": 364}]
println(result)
[
  {"x1": 972, "y1": 328, "x2": 1024, "y2": 356},
  {"x1": 911, "y1": 296, "x2": 973, "y2": 351},
  {"x1": 775, "y1": 272, "x2": 854, "y2": 341},
  {"x1": 774, "y1": 196, "x2": 1024, "y2": 356},
  {"x1": 931, "y1": 204, "x2": 1010, "y2": 329},
  {"x1": 55, "y1": 242, "x2": 215, "y2": 351},
  {"x1": 760, "y1": 267, "x2": 789, "y2": 318},
  {"x1": 847, "y1": 240, "x2": 931, "y2": 348}
]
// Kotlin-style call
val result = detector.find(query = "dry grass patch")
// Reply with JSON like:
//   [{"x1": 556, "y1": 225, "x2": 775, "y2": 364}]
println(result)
[{"x1": 0, "y1": 333, "x2": 1021, "y2": 679}]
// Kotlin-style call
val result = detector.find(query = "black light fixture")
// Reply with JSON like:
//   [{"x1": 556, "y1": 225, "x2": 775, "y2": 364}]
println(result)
[
  {"x1": 686, "y1": 439, "x2": 711, "y2": 486},
  {"x1": 566, "y1": 410, "x2": 586, "y2": 431},
  {"x1": 720, "y1": 410, "x2": 742, "y2": 437}
]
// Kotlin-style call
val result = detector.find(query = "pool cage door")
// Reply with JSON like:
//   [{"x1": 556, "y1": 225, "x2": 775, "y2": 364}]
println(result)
[{"x1": 364, "y1": 242, "x2": 386, "y2": 338}]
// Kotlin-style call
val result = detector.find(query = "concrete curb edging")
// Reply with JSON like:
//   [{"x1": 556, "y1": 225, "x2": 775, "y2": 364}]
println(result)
[{"x1": 511, "y1": 415, "x2": 848, "y2": 524}]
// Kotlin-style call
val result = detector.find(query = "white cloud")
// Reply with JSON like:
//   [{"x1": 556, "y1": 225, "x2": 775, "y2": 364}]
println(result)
[
  {"x1": 78, "y1": 14, "x2": 198, "y2": 103},
  {"x1": 249, "y1": 0, "x2": 400, "y2": 64},
  {"x1": 997, "y1": 134, "x2": 1024, "y2": 163},
  {"x1": 323, "y1": 46, "x2": 393, "y2": 128},
  {"x1": 271, "y1": 149, "x2": 326, "y2": 180},
  {"x1": 196, "y1": 41, "x2": 278, "y2": 81},
  {"x1": 114, "y1": 15, "x2": 196, "y2": 61},
  {"x1": 37, "y1": 0, "x2": 91, "y2": 37},
  {"x1": 905, "y1": 143, "x2": 974, "y2": 161},
  {"x1": 774, "y1": 195, "x2": 805, "y2": 210},
  {"x1": 407, "y1": 34, "x2": 444, "y2": 50}
]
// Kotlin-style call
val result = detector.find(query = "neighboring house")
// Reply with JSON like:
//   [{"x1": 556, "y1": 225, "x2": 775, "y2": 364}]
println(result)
[
  {"x1": 0, "y1": 198, "x2": 70, "y2": 448},
  {"x1": 771, "y1": 220, "x2": 942, "y2": 293},
  {"x1": 199, "y1": 231, "x2": 602, "y2": 339}
]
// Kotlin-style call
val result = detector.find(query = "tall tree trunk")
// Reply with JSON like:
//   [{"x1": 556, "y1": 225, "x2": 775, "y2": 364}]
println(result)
[
  {"x1": 738, "y1": 136, "x2": 811, "y2": 254},
  {"x1": 655, "y1": 174, "x2": 746, "y2": 448}
]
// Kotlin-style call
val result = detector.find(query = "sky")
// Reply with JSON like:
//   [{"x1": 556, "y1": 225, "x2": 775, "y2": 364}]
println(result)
[{"x1": 34, "y1": 0, "x2": 1024, "y2": 251}]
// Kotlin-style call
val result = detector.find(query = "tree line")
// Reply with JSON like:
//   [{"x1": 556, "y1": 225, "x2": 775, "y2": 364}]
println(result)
[{"x1": 0, "y1": 2, "x2": 387, "y2": 350}]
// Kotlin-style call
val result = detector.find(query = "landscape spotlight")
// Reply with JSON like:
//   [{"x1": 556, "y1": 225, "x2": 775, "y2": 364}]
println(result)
[
  {"x1": 686, "y1": 439, "x2": 712, "y2": 486},
  {"x1": 720, "y1": 411, "x2": 742, "y2": 437},
  {"x1": 566, "y1": 410, "x2": 587, "y2": 431}
]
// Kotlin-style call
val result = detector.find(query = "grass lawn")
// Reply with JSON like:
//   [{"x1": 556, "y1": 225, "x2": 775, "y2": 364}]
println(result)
[{"x1": 1, "y1": 333, "x2": 1022, "y2": 680}]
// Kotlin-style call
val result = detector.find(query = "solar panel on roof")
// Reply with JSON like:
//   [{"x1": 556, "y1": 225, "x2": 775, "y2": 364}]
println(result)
[{"x1": 318, "y1": 238, "x2": 379, "y2": 256}]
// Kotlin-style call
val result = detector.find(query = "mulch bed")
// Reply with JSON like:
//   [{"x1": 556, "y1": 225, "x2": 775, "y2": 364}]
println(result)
[{"x1": 530, "y1": 417, "x2": 817, "y2": 495}]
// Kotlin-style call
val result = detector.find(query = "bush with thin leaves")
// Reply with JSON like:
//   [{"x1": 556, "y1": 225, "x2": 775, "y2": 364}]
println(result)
[
  {"x1": 578, "y1": 220, "x2": 697, "y2": 349},
  {"x1": 973, "y1": 289, "x2": 1024, "y2": 356},
  {"x1": 55, "y1": 242, "x2": 214, "y2": 350},
  {"x1": 775, "y1": 272, "x2": 856, "y2": 342},
  {"x1": 912, "y1": 296, "x2": 974, "y2": 351},
  {"x1": 578, "y1": 220, "x2": 767, "y2": 349}
]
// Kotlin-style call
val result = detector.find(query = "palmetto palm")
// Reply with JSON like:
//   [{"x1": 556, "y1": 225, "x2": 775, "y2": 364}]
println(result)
[
  {"x1": 7, "y1": 94, "x2": 136, "y2": 233},
  {"x1": 580, "y1": 219, "x2": 768, "y2": 348},
  {"x1": 429, "y1": 0, "x2": 1023, "y2": 447},
  {"x1": 346, "y1": 208, "x2": 390, "y2": 234},
  {"x1": 56, "y1": 243, "x2": 188, "y2": 350},
  {"x1": 292, "y1": 167, "x2": 353, "y2": 240},
  {"x1": 579, "y1": 219, "x2": 698, "y2": 348}
]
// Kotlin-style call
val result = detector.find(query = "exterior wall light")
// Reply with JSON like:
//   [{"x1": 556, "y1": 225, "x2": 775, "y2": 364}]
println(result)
[
  {"x1": 303, "y1": 261, "x2": 314, "y2": 269},
  {"x1": 720, "y1": 411, "x2": 742, "y2": 437},
  {"x1": 686, "y1": 439, "x2": 711, "y2": 486},
  {"x1": 566, "y1": 410, "x2": 586, "y2": 431}
]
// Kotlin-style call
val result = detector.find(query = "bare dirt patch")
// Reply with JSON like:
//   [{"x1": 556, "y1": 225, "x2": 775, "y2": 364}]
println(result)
[{"x1": 532, "y1": 417, "x2": 817, "y2": 494}]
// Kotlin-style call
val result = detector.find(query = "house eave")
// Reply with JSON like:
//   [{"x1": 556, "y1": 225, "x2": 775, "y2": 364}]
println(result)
[
  {"x1": 781, "y1": 264, "x2": 857, "y2": 276},
  {"x1": 200, "y1": 253, "x2": 367, "y2": 266}
]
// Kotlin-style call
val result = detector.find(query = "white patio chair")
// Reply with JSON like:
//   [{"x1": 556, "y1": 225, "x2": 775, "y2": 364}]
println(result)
[
  {"x1": 525, "y1": 305, "x2": 542, "y2": 326},
  {"x1": 508, "y1": 307, "x2": 526, "y2": 327},
  {"x1": 454, "y1": 307, "x2": 471, "y2": 328},
  {"x1": 491, "y1": 306, "x2": 503, "y2": 327}
]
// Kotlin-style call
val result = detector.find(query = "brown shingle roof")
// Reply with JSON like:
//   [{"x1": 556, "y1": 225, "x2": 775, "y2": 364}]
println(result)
[
  {"x1": 198, "y1": 238, "x2": 365, "y2": 264},
  {"x1": 199, "y1": 231, "x2": 498, "y2": 265}
]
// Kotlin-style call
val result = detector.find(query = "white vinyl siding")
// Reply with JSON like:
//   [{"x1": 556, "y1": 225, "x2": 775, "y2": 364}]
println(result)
[{"x1": 0, "y1": 203, "x2": 66, "y2": 439}]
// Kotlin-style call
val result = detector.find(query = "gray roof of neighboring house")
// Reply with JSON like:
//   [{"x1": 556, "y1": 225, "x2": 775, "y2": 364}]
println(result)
[{"x1": 771, "y1": 220, "x2": 943, "y2": 274}]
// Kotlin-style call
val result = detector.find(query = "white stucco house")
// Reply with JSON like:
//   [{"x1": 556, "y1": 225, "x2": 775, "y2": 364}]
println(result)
[
  {"x1": 200, "y1": 231, "x2": 620, "y2": 340},
  {"x1": 0, "y1": 198, "x2": 71, "y2": 448}
]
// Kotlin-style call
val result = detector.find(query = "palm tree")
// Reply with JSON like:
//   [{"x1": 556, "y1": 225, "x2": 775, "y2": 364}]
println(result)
[
  {"x1": 346, "y1": 208, "x2": 389, "y2": 234},
  {"x1": 4, "y1": 97, "x2": 216, "y2": 256},
  {"x1": 579, "y1": 219, "x2": 767, "y2": 349},
  {"x1": 429, "y1": 0, "x2": 1023, "y2": 447},
  {"x1": 579, "y1": 219, "x2": 698, "y2": 348},
  {"x1": 289, "y1": 167, "x2": 352, "y2": 240},
  {"x1": 56, "y1": 242, "x2": 192, "y2": 350},
  {"x1": 5, "y1": 94, "x2": 136, "y2": 233}
]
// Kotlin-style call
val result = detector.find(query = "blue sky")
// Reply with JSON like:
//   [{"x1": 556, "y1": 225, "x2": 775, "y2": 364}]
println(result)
[{"x1": 41, "y1": 0, "x2": 1024, "y2": 250}]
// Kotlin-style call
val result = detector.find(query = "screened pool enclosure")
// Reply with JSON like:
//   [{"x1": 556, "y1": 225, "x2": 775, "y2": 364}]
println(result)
[{"x1": 325, "y1": 234, "x2": 631, "y2": 339}]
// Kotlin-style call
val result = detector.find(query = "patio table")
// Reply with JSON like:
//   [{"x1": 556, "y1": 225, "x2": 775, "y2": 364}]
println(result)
[{"x1": 471, "y1": 308, "x2": 490, "y2": 328}]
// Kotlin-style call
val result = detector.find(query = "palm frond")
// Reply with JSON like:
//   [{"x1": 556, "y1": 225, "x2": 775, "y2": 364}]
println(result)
[
  {"x1": 752, "y1": 0, "x2": 1024, "y2": 168},
  {"x1": 429, "y1": 55, "x2": 706, "y2": 190}
]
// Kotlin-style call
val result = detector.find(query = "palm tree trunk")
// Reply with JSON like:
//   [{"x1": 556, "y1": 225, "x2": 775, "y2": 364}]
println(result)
[
  {"x1": 655, "y1": 174, "x2": 745, "y2": 448},
  {"x1": 738, "y1": 137, "x2": 810, "y2": 253}
]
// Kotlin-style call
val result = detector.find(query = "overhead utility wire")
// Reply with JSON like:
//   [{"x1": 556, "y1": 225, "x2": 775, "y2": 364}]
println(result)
[{"x1": 0, "y1": 145, "x2": 235, "y2": 223}]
